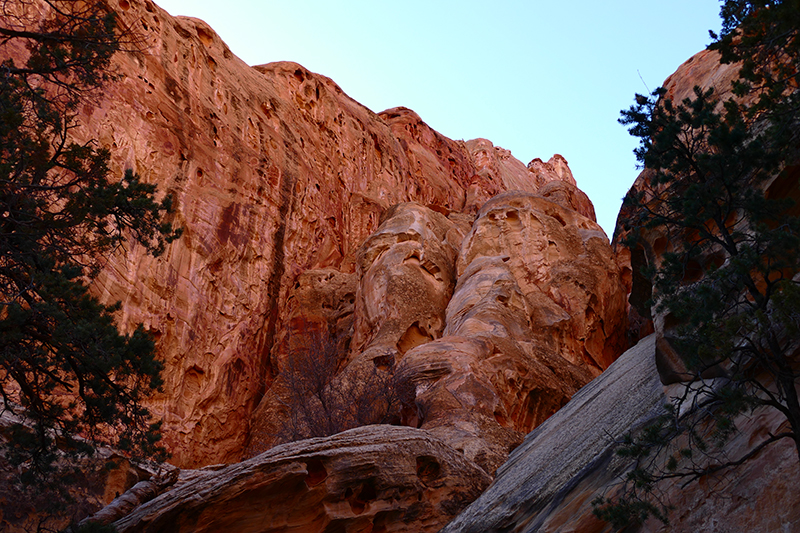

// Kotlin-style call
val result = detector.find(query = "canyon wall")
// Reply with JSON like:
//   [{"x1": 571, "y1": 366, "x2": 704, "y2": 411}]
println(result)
[
  {"x1": 17, "y1": 1, "x2": 797, "y2": 532},
  {"x1": 49, "y1": 0, "x2": 630, "y2": 475},
  {"x1": 0, "y1": 0, "x2": 624, "y2": 529}
]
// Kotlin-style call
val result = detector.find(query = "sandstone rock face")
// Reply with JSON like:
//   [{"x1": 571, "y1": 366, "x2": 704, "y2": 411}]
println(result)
[
  {"x1": 455, "y1": 192, "x2": 626, "y2": 371},
  {"x1": 442, "y1": 335, "x2": 800, "y2": 533},
  {"x1": 28, "y1": 0, "x2": 629, "y2": 471},
  {"x1": 400, "y1": 191, "x2": 627, "y2": 474},
  {"x1": 112, "y1": 426, "x2": 492, "y2": 533},
  {"x1": 350, "y1": 203, "x2": 462, "y2": 361},
  {"x1": 246, "y1": 195, "x2": 626, "y2": 478},
  {"x1": 614, "y1": 45, "x2": 800, "y2": 379},
  {"x1": 4, "y1": 0, "x2": 632, "y2": 529},
  {"x1": 612, "y1": 48, "x2": 744, "y2": 351},
  {"x1": 463, "y1": 46, "x2": 800, "y2": 533},
  {"x1": 441, "y1": 334, "x2": 664, "y2": 533}
]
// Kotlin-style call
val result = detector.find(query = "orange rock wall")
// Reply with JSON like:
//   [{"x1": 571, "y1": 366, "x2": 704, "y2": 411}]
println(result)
[{"x1": 9, "y1": 0, "x2": 630, "y2": 468}]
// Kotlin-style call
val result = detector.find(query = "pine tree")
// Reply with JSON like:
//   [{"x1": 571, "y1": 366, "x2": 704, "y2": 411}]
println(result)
[
  {"x1": 593, "y1": 0, "x2": 800, "y2": 528},
  {"x1": 0, "y1": 0, "x2": 180, "y2": 494}
]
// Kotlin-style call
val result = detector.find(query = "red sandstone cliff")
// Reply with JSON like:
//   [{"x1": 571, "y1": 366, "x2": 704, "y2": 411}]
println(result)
[
  {"x1": 3, "y1": 0, "x2": 632, "y2": 531},
  {"x1": 52, "y1": 0, "x2": 629, "y2": 472},
  {"x1": 6, "y1": 1, "x2": 797, "y2": 532},
  {"x1": 444, "y1": 43, "x2": 800, "y2": 533}
]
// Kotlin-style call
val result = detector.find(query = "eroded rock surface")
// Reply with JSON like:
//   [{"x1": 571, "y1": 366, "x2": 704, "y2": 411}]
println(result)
[
  {"x1": 441, "y1": 335, "x2": 663, "y2": 533},
  {"x1": 112, "y1": 426, "x2": 491, "y2": 533},
  {"x1": 442, "y1": 335, "x2": 800, "y2": 533},
  {"x1": 3, "y1": 0, "x2": 633, "y2": 530},
  {"x1": 445, "y1": 46, "x2": 800, "y2": 533},
  {"x1": 397, "y1": 191, "x2": 627, "y2": 474},
  {"x1": 47, "y1": 0, "x2": 629, "y2": 470}
]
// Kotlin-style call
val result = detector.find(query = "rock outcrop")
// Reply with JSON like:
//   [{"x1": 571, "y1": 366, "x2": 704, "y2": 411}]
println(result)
[
  {"x1": 442, "y1": 335, "x2": 800, "y2": 533},
  {"x1": 30, "y1": 0, "x2": 629, "y2": 472},
  {"x1": 7, "y1": 1, "x2": 797, "y2": 532},
  {"x1": 112, "y1": 426, "x2": 492, "y2": 533},
  {"x1": 441, "y1": 334, "x2": 664, "y2": 533}
]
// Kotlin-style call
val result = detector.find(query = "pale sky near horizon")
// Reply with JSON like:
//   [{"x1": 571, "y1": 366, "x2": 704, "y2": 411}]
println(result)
[{"x1": 154, "y1": 0, "x2": 723, "y2": 237}]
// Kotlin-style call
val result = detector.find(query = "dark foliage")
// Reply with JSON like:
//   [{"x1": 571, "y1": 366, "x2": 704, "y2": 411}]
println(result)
[
  {"x1": 594, "y1": 0, "x2": 800, "y2": 528},
  {"x1": 0, "y1": 0, "x2": 179, "y2": 500}
]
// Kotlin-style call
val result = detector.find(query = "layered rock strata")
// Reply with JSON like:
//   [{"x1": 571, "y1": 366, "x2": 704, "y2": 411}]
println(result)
[
  {"x1": 441, "y1": 334, "x2": 664, "y2": 533},
  {"x1": 442, "y1": 336, "x2": 800, "y2": 533},
  {"x1": 112, "y1": 426, "x2": 492, "y2": 533},
  {"x1": 444, "y1": 46, "x2": 800, "y2": 533}
]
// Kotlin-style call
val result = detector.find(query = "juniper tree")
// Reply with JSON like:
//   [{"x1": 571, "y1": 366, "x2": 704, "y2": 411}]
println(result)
[
  {"x1": 593, "y1": 0, "x2": 800, "y2": 528},
  {"x1": 0, "y1": 0, "x2": 180, "y2": 495}
]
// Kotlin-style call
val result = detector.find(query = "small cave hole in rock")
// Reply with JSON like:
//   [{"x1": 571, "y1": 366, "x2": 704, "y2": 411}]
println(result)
[
  {"x1": 196, "y1": 27, "x2": 214, "y2": 46},
  {"x1": 494, "y1": 409, "x2": 509, "y2": 427},
  {"x1": 628, "y1": 245, "x2": 652, "y2": 320},
  {"x1": 397, "y1": 322, "x2": 432, "y2": 355},
  {"x1": 345, "y1": 478, "x2": 377, "y2": 515},
  {"x1": 415, "y1": 455, "x2": 441, "y2": 483},
  {"x1": 551, "y1": 212, "x2": 567, "y2": 226},
  {"x1": 372, "y1": 354, "x2": 394, "y2": 372},
  {"x1": 183, "y1": 365, "x2": 204, "y2": 396},
  {"x1": 305, "y1": 458, "x2": 327, "y2": 487},
  {"x1": 119, "y1": 0, "x2": 130, "y2": 9},
  {"x1": 322, "y1": 521, "x2": 346, "y2": 533}
]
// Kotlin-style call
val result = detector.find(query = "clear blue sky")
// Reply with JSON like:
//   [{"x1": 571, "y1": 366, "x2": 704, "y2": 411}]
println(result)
[{"x1": 155, "y1": 0, "x2": 723, "y2": 236}]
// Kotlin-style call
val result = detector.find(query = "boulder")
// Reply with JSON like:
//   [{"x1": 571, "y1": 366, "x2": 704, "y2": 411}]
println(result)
[{"x1": 112, "y1": 426, "x2": 491, "y2": 533}]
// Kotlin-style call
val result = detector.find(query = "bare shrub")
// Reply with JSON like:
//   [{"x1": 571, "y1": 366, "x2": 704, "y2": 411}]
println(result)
[{"x1": 275, "y1": 323, "x2": 412, "y2": 443}]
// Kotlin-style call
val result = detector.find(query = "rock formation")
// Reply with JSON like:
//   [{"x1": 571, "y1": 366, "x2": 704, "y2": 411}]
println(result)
[
  {"x1": 443, "y1": 45, "x2": 800, "y2": 533},
  {"x1": 0, "y1": 0, "x2": 632, "y2": 529},
  {"x1": 5, "y1": 0, "x2": 798, "y2": 531},
  {"x1": 441, "y1": 335, "x2": 800, "y2": 533},
  {"x1": 111, "y1": 426, "x2": 492, "y2": 533},
  {"x1": 9, "y1": 0, "x2": 622, "y2": 474},
  {"x1": 33, "y1": 0, "x2": 627, "y2": 475}
]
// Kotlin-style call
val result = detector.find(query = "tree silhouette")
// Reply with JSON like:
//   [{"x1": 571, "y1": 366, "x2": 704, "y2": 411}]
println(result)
[
  {"x1": 0, "y1": 0, "x2": 180, "y2": 506},
  {"x1": 594, "y1": 0, "x2": 800, "y2": 528}
]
